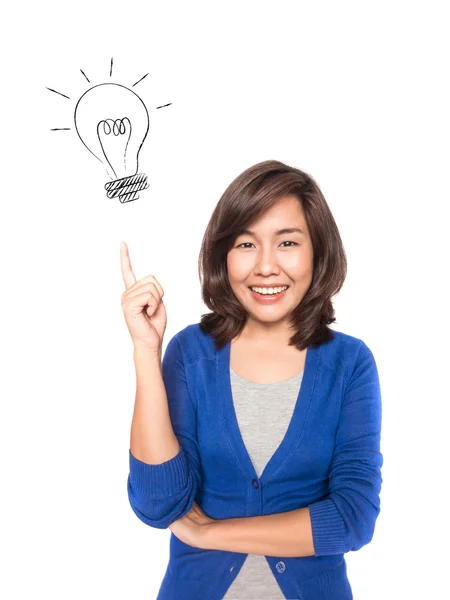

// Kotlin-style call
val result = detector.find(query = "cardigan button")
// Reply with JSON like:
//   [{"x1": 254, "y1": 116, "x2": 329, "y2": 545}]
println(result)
[
  {"x1": 251, "y1": 479, "x2": 259, "y2": 489},
  {"x1": 276, "y1": 561, "x2": 286, "y2": 573}
]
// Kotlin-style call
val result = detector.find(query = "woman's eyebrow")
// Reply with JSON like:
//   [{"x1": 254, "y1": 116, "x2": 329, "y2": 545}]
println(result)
[{"x1": 239, "y1": 227, "x2": 304, "y2": 236}]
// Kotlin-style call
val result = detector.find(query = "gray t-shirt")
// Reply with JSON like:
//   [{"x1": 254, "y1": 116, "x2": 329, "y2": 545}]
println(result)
[{"x1": 223, "y1": 366, "x2": 304, "y2": 600}]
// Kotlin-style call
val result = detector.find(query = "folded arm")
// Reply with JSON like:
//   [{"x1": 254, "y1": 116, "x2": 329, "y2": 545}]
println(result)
[{"x1": 200, "y1": 341, "x2": 383, "y2": 558}]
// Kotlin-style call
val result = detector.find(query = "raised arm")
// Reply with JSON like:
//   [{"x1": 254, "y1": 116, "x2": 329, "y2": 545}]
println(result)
[{"x1": 127, "y1": 334, "x2": 202, "y2": 529}]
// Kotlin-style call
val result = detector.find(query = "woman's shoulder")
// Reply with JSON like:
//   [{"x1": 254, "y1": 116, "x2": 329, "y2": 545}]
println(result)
[
  {"x1": 330, "y1": 328, "x2": 375, "y2": 355},
  {"x1": 322, "y1": 328, "x2": 378, "y2": 379},
  {"x1": 330, "y1": 327, "x2": 365, "y2": 349},
  {"x1": 163, "y1": 322, "x2": 216, "y2": 366}
]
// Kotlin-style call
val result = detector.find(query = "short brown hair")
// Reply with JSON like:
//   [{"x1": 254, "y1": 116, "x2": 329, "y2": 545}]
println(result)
[{"x1": 198, "y1": 159, "x2": 347, "y2": 351}]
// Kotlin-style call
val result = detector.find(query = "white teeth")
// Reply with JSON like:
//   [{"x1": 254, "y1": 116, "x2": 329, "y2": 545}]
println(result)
[{"x1": 250, "y1": 285, "x2": 288, "y2": 295}]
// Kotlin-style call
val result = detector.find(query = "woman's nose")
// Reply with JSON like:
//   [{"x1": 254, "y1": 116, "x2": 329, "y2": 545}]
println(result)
[{"x1": 254, "y1": 247, "x2": 280, "y2": 273}]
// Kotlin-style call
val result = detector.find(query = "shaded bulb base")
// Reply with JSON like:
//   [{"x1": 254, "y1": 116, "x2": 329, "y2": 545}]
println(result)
[{"x1": 104, "y1": 173, "x2": 149, "y2": 203}]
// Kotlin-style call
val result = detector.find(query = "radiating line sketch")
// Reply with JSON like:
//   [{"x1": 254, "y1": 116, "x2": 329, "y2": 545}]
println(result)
[{"x1": 47, "y1": 58, "x2": 172, "y2": 203}]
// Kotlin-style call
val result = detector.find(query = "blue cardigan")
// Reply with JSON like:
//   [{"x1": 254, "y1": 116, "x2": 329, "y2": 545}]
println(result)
[{"x1": 127, "y1": 323, "x2": 383, "y2": 599}]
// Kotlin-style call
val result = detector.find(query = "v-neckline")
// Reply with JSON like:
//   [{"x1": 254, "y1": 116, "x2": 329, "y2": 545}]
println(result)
[{"x1": 217, "y1": 338, "x2": 321, "y2": 485}]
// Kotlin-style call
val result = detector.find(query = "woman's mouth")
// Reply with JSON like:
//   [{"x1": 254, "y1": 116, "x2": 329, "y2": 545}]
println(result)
[{"x1": 248, "y1": 286, "x2": 289, "y2": 303}]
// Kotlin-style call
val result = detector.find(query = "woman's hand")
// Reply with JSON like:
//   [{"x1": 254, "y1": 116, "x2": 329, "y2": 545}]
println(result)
[
  {"x1": 120, "y1": 240, "x2": 167, "y2": 352},
  {"x1": 168, "y1": 502, "x2": 216, "y2": 548}
]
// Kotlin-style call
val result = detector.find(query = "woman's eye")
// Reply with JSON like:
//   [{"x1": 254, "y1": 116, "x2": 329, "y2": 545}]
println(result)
[{"x1": 237, "y1": 241, "x2": 298, "y2": 248}]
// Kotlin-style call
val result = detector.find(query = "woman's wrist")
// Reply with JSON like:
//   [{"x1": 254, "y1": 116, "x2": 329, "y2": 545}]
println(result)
[{"x1": 199, "y1": 521, "x2": 220, "y2": 551}]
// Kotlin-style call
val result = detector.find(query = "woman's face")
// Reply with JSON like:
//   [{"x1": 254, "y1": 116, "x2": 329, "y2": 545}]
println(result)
[{"x1": 226, "y1": 195, "x2": 314, "y2": 329}]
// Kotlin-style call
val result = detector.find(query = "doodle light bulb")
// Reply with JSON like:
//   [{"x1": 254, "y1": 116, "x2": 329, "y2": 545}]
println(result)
[{"x1": 74, "y1": 83, "x2": 150, "y2": 203}]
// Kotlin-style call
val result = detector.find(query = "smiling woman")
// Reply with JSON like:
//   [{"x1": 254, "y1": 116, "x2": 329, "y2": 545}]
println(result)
[{"x1": 126, "y1": 159, "x2": 382, "y2": 600}]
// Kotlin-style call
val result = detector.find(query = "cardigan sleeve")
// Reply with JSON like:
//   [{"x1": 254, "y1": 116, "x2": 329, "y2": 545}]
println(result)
[
  {"x1": 127, "y1": 333, "x2": 202, "y2": 529},
  {"x1": 308, "y1": 340, "x2": 383, "y2": 556}
]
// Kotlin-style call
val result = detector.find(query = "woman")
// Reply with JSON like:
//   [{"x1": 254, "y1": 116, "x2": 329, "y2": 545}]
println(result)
[{"x1": 122, "y1": 160, "x2": 383, "y2": 599}]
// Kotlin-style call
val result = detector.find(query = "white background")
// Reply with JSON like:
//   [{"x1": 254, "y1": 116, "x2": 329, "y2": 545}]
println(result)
[{"x1": 2, "y1": 1, "x2": 448, "y2": 598}]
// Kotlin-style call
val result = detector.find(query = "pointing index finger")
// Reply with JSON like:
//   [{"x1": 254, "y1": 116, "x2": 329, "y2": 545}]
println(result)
[{"x1": 120, "y1": 241, "x2": 137, "y2": 289}]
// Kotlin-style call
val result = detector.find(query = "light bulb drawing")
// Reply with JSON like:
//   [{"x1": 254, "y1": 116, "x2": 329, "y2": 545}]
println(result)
[
  {"x1": 74, "y1": 83, "x2": 149, "y2": 203},
  {"x1": 47, "y1": 59, "x2": 172, "y2": 203}
]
